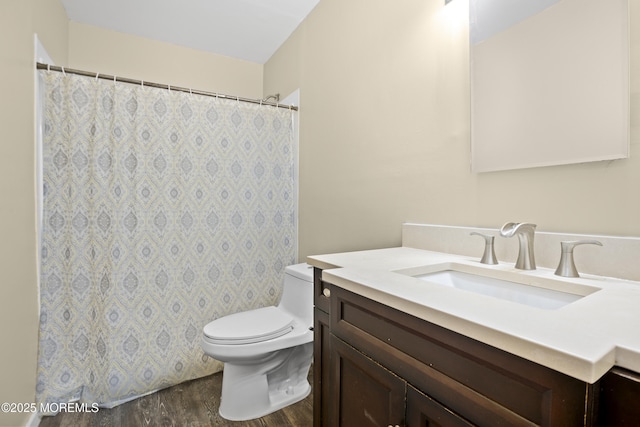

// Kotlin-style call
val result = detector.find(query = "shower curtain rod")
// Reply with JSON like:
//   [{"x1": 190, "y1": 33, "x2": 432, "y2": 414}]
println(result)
[{"x1": 36, "y1": 62, "x2": 298, "y2": 111}]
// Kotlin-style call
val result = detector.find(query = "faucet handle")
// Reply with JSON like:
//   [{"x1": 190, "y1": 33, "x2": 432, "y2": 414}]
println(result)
[
  {"x1": 554, "y1": 240, "x2": 603, "y2": 278},
  {"x1": 470, "y1": 232, "x2": 498, "y2": 265}
]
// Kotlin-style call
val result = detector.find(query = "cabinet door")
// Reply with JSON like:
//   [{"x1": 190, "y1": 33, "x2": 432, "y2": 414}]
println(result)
[
  {"x1": 330, "y1": 335, "x2": 405, "y2": 427},
  {"x1": 314, "y1": 307, "x2": 330, "y2": 427},
  {"x1": 407, "y1": 386, "x2": 476, "y2": 427}
]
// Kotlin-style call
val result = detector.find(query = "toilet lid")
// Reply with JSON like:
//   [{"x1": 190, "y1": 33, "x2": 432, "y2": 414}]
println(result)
[{"x1": 203, "y1": 306, "x2": 294, "y2": 345}]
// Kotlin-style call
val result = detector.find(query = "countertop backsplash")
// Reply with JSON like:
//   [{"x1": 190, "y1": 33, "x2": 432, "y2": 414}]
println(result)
[{"x1": 402, "y1": 223, "x2": 640, "y2": 283}]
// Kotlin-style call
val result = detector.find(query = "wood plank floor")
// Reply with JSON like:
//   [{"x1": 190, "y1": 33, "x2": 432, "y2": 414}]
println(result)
[{"x1": 39, "y1": 370, "x2": 313, "y2": 427}]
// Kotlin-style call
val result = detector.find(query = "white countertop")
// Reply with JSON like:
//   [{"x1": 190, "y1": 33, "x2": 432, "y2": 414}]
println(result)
[{"x1": 307, "y1": 246, "x2": 640, "y2": 384}]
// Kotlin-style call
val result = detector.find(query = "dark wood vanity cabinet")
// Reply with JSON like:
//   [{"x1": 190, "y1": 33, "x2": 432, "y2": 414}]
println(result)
[{"x1": 313, "y1": 267, "x2": 607, "y2": 427}]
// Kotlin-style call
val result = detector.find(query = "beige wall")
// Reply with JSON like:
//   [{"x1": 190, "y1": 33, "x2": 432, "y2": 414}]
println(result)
[
  {"x1": 264, "y1": 0, "x2": 640, "y2": 260},
  {"x1": 68, "y1": 22, "x2": 263, "y2": 98},
  {"x1": 0, "y1": 1, "x2": 68, "y2": 425}
]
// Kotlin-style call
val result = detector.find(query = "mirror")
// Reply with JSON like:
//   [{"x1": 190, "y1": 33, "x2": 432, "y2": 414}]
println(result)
[{"x1": 470, "y1": 0, "x2": 629, "y2": 173}]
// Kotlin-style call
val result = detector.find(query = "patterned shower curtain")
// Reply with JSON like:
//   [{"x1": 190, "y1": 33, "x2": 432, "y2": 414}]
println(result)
[{"x1": 36, "y1": 70, "x2": 297, "y2": 407}]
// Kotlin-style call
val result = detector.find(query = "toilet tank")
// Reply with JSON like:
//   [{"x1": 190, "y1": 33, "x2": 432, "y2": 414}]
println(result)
[{"x1": 278, "y1": 263, "x2": 314, "y2": 327}]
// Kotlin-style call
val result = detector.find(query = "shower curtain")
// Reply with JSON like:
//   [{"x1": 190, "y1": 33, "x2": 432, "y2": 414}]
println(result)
[{"x1": 36, "y1": 70, "x2": 297, "y2": 407}]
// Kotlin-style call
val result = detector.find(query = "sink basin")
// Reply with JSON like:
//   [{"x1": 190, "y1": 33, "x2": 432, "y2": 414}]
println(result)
[{"x1": 402, "y1": 264, "x2": 600, "y2": 310}]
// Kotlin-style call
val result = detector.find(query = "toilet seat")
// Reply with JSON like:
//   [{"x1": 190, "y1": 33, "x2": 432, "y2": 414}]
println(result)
[{"x1": 203, "y1": 306, "x2": 294, "y2": 345}]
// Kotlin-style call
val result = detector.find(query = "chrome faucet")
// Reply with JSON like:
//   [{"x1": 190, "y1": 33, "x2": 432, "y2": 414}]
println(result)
[{"x1": 500, "y1": 222, "x2": 537, "y2": 270}]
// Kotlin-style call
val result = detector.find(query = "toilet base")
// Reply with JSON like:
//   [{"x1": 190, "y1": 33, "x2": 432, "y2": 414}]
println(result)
[
  {"x1": 219, "y1": 379, "x2": 311, "y2": 421},
  {"x1": 217, "y1": 342, "x2": 313, "y2": 421}
]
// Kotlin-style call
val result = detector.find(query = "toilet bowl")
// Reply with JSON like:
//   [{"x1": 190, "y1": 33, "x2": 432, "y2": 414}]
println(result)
[{"x1": 201, "y1": 263, "x2": 314, "y2": 421}]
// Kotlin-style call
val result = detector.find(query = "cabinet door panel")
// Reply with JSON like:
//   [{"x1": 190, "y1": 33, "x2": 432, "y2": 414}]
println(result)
[
  {"x1": 314, "y1": 308, "x2": 330, "y2": 427},
  {"x1": 330, "y1": 335, "x2": 405, "y2": 427},
  {"x1": 407, "y1": 386, "x2": 476, "y2": 427}
]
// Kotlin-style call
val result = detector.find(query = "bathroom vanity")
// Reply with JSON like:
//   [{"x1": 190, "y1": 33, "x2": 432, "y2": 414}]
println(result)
[{"x1": 309, "y1": 242, "x2": 640, "y2": 426}]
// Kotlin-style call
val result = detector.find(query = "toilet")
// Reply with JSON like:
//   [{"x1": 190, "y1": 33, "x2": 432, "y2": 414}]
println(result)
[{"x1": 201, "y1": 263, "x2": 314, "y2": 421}]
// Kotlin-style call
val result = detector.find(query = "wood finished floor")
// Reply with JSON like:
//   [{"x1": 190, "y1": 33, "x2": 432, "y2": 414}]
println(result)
[{"x1": 39, "y1": 370, "x2": 313, "y2": 427}]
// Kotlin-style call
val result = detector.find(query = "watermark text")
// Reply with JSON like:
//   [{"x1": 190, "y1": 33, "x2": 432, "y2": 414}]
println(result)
[{"x1": 1, "y1": 402, "x2": 99, "y2": 413}]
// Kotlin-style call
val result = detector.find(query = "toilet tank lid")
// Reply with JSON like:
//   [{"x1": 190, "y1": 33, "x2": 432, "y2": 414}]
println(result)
[{"x1": 284, "y1": 263, "x2": 313, "y2": 282}]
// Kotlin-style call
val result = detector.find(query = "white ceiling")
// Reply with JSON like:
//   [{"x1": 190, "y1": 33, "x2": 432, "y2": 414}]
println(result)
[{"x1": 60, "y1": 0, "x2": 320, "y2": 64}]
